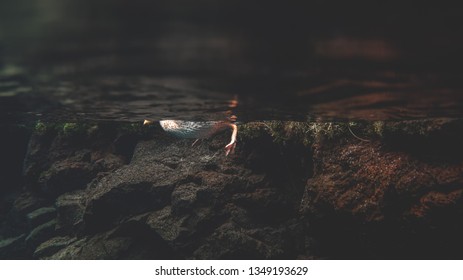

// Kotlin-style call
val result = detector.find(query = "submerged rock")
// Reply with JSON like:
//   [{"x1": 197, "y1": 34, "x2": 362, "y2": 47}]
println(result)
[
  {"x1": 75, "y1": 127, "x2": 311, "y2": 259},
  {"x1": 55, "y1": 191, "x2": 86, "y2": 234},
  {"x1": 2, "y1": 119, "x2": 463, "y2": 259},
  {"x1": 25, "y1": 219, "x2": 57, "y2": 250},
  {"x1": 34, "y1": 236, "x2": 77, "y2": 259},
  {"x1": 0, "y1": 234, "x2": 26, "y2": 259},
  {"x1": 145, "y1": 206, "x2": 186, "y2": 242},
  {"x1": 23, "y1": 122, "x2": 139, "y2": 197},
  {"x1": 38, "y1": 159, "x2": 94, "y2": 196},
  {"x1": 82, "y1": 141, "x2": 179, "y2": 232},
  {"x1": 11, "y1": 191, "x2": 47, "y2": 216},
  {"x1": 301, "y1": 119, "x2": 463, "y2": 258},
  {"x1": 26, "y1": 207, "x2": 56, "y2": 229},
  {"x1": 47, "y1": 222, "x2": 175, "y2": 259}
]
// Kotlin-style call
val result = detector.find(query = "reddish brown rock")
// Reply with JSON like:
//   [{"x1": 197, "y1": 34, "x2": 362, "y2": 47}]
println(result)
[
  {"x1": 301, "y1": 121, "x2": 463, "y2": 258},
  {"x1": 303, "y1": 139, "x2": 463, "y2": 223}
]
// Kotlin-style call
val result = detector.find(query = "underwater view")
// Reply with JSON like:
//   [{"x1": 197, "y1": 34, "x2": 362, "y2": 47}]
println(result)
[{"x1": 1, "y1": 0, "x2": 463, "y2": 260}]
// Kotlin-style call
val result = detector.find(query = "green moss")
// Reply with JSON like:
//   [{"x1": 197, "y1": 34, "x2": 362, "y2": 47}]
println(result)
[
  {"x1": 117, "y1": 122, "x2": 153, "y2": 139},
  {"x1": 34, "y1": 121, "x2": 72, "y2": 136},
  {"x1": 310, "y1": 122, "x2": 347, "y2": 140},
  {"x1": 372, "y1": 121, "x2": 384, "y2": 137},
  {"x1": 60, "y1": 122, "x2": 93, "y2": 138},
  {"x1": 238, "y1": 122, "x2": 268, "y2": 140},
  {"x1": 380, "y1": 120, "x2": 437, "y2": 137},
  {"x1": 34, "y1": 121, "x2": 48, "y2": 135},
  {"x1": 238, "y1": 121, "x2": 350, "y2": 146},
  {"x1": 119, "y1": 122, "x2": 144, "y2": 133},
  {"x1": 62, "y1": 123, "x2": 78, "y2": 136},
  {"x1": 332, "y1": 119, "x2": 447, "y2": 140}
]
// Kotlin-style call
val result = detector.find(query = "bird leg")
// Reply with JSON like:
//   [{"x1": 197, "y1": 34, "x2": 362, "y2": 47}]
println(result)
[{"x1": 224, "y1": 123, "x2": 237, "y2": 156}]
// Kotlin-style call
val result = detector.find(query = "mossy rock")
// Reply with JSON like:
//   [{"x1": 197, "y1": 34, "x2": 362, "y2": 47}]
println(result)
[{"x1": 239, "y1": 121, "x2": 352, "y2": 146}]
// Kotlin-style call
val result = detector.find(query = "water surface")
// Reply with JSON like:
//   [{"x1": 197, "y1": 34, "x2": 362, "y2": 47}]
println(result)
[{"x1": 1, "y1": 0, "x2": 463, "y2": 124}]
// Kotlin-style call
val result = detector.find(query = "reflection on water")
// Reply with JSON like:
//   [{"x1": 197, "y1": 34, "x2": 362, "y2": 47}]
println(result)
[
  {"x1": 2, "y1": 73, "x2": 463, "y2": 123},
  {"x1": 1, "y1": 0, "x2": 463, "y2": 123}
]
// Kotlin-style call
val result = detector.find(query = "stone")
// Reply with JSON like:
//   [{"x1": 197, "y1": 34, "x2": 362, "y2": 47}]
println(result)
[
  {"x1": 38, "y1": 160, "x2": 94, "y2": 196},
  {"x1": 7, "y1": 119, "x2": 463, "y2": 259},
  {"x1": 301, "y1": 139, "x2": 463, "y2": 223},
  {"x1": 49, "y1": 222, "x2": 175, "y2": 259},
  {"x1": 34, "y1": 236, "x2": 77, "y2": 259},
  {"x1": 193, "y1": 222, "x2": 288, "y2": 259},
  {"x1": 55, "y1": 191, "x2": 85, "y2": 233},
  {"x1": 25, "y1": 220, "x2": 57, "y2": 250},
  {"x1": 171, "y1": 183, "x2": 205, "y2": 216},
  {"x1": 26, "y1": 207, "x2": 56, "y2": 229},
  {"x1": 82, "y1": 165, "x2": 176, "y2": 232},
  {"x1": 0, "y1": 234, "x2": 26, "y2": 259},
  {"x1": 81, "y1": 139, "x2": 200, "y2": 233},
  {"x1": 12, "y1": 192, "x2": 47, "y2": 215},
  {"x1": 78, "y1": 133, "x2": 311, "y2": 258},
  {"x1": 47, "y1": 238, "x2": 87, "y2": 260},
  {"x1": 23, "y1": 123, "x2": 131, "y2": 198},
  {"x1": 300, "y1": 127, "x2": 463, "y2": 258},
  {"x1": 145, "y1": 207, "x2": 186, "y2": 242}
]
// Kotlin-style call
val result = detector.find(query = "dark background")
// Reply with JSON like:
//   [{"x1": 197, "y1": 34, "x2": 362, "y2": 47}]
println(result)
[
  {"x1": 1, "y1": 1, "x2": 463, "y2": 76},
  {"x1": 1, "y1": 1, "x2": 463, "y2": 122}
]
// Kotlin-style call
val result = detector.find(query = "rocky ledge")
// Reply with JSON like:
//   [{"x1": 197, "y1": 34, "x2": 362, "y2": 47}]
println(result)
[{"x1": 1, "y1": 119, "x2": 462, "y2": 259}]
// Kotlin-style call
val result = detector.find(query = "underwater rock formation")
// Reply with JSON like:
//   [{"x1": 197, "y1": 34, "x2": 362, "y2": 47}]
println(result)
[
  {"x1": 0, "y1": 119, "x2": 463, "y2": 259},
  {"x1": 301, "y1": 119, "x2": 463, "y2": 258},
  {"x1": 1, "y1": 122, "x2": 310, "y2": 259}
]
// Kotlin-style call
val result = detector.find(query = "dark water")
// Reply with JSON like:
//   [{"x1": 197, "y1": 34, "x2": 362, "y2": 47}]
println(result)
[
  {"x1": 1, "y1": 0, "x2": 463, "y2": 123},
  {"x1": 1, "y1": 1, "x2": 463, "y2": 260}
]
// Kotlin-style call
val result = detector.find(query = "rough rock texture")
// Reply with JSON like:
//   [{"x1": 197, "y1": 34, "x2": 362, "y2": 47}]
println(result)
[
  {"x1": 301, "y1": 119, "x2": 463, "y2": 259},
  {"x1": 1, "y1": 119, "x2": 463, "y2": 259},
  {"x1": 25, "y1": 219, "x2": 57, "y2": 250},
  {"x1": 1, "y1": 122, "x2": 311, "y2": 259},
  {"x1": 0, "y1": 234, "x2": 26, "y2": 259},
  {"x1": 0, "y1": 123, "x2": 150, "y2": 259},
  {"x1": 55, "y1": 191, "x2": 86, "y2": 234},
  {"x1": 26, "y1": 207, "x2": 56, "y2": 229},
  {"x1": 23, "y1": 123, "x2": 131, "y2": 198},
  {"x1": 33, "y1": 236, "x2": 77, "y2": 259},
  {"x1": 75, "y1": 128, "x2": 311, "y2": 259}
]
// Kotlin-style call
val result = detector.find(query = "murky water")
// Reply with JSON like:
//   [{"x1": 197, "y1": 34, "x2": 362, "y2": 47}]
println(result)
[
  {"x1": 2, "y1": 0, "x2": 463, "y2": 124},
  {"x1": 2, "y1": 1, "x2": 463, "y2": 260}
]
